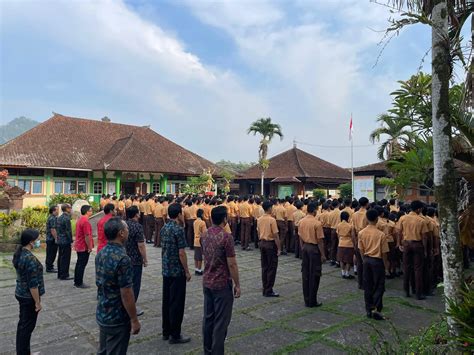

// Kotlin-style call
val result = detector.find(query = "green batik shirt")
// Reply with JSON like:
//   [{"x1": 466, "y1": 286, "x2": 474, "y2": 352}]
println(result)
[
  {"x1": 95, "y1": 242, "x2": 133, "y2": 327},
  {"x1": 15, "y1": 248, "x2": 45, "y2": 298},
  {"x1": 161, "y1": 220, "x2": 187, "y2": 277}
]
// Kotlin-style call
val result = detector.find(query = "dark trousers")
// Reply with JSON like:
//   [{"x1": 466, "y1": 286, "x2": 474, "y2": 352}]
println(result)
[
  {"x1": 294, "y1": 228, "x2": 301, "y2": 259},
  {"x1": 276, "y1": 221, "x2": 287, "y2": 252},
  {"x1": 45, "y1": 240, "x2": 58, "y2": 271},
  {"x1": 240, "y1": 217, "x2": 251, "y2": 249},
  {"x1": 251, "y1": 218, "x2": 259, "y2": 248},
  {"x1": 203, "y1": 283, "x2": 234, "y2": 355},
  {"x1": 229, "y1": 217, "x2": 238, "y2": 242},
  {"x1": 74, "y1": 251, "x2": 90, "y2": 286},
  {"x1": 145, "y1": 215, "x2": 155, "y2": 242},
  {"x1": 57, "y1": 244, "x2": 71, "y2": 279},
  {"x1": 363, "y1": 256, "x2": 385, "y2": 313},
  {"x1": 355, "y1": 246, "x2": 364, "y2": 289},
  {"x1": 323, "y1": 227, "x2": 332, "y2": 258},
  {"x1": 132, "y1": 265, "x2": 143, "y2": 302},
  {"x1": 140, "y1": 212, "x2": 144, "y2": 226},
  {"x1": 403, "y1": 241, "x2": 424, "y2": 298},
  {"x1": 16, "y1": 296, "x2": 38, "y2": 355},
  {"x1": 154, "y1": 218, "x2": 165, "y2": 247},
  {"x1": 301, "y1": 243, "x2": 322, "y2": 307},
  {"x1": 260, "y1": 240, "x2": 278, "y2": 295},
  {"x1": 330, "y1": 228, "x2": 339, "y2": 262},
  {"x1": 185, "y1": 219, "x2": 195, "y2": 249},
  {"x1": 286, "y1": 221, "x2": 295, "y2": 252},
  {"x1": 162, "y1": 276, "x2": 186, "y2": 338},
  {"x1": 98, "y1": 323, "x2": 131, "y2": 355}
]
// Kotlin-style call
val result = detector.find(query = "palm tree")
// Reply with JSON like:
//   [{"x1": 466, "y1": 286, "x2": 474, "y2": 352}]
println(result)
[{"x1": 247, "y1": 117, "x2": 283, "y2": 196}]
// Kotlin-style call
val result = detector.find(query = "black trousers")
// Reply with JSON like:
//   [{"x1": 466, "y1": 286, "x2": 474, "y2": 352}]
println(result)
[
  {"x1": 403, "y1": 241, "x2": 424, "y2": 298},
  {"x1": 363, "y1": 256, "x2": 385, "y2": 313},
  {"x1": 154, "y1": 218, "x2": 165, "y2": 247},
  {"x1": 323, "y1": 227, "x2": 332, "y2": 258},
  {"x1": 355, "y1": 246, "x2": 364, "y2": 289},
  {"x1": 294, "y1": 228, "x2": 302, "y2": 259},
  {"x1": 240, "y1": 217, "x2": 251, "y2": 249},
  {"x1": 185, "y1": 219, "x2": 195, "y2": 249},
  {"x1": 301, "y1": 243, "x2": 322, "y2": 307},
  {"x1": 229, "y1": 217, "x2": 238, "y2": 242},
  {"x1": 162, "y1": 276, "x2": 186, "y2": 338},
  {"x1": 145, "y1": 215, "x2": 155, "y2": 242},
  {"x1": 57, "y1": 244, "x2": 71, "y2": 279},
  {"x1": 251, "y1": 218, "x2": 259, "y2": 248},
  {"x1": 330, "y1": 228, "x2": 339, "y2": 262},
  {"x1": 203, "y1": 283, "x2": 234, "y2": 355},
  {"x1": 132, "y1": 265, "x2": 143, "y2": 302},
  {"x1": 260, "y1": 240, "x2": 278, "y2": 296},
  {"x1": 286, "y1": 221, "x2": 295, "y2": 252},
  {"x1": 276, "y1": 221, "x2": 287, "y2": 252},
  {"x1": 16, "y1": 295, "x2": 38, "y2": 355},
  {"x1": 98, "y1": 323, "x2": 131, "y2": 355},
  {"x1": 74, "y1": 251, "x2": 90, "y2": 286},
  {"x1": 45, "y1": 240, "x2": 58, "y2": 271}
]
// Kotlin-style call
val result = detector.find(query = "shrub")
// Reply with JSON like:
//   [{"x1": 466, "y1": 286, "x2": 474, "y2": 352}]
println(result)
[
  {"x1": 338, "y1": 183, "x2": 352, "y2": 199},
  {"x1": 447, "y1": 278, "x2": 474, "y2": 350},
  {"x1": 312, "y1": 189, "x2": 326, "y2": 200},
  {"x1": 21, "y1": 207, "x2": 48, "y2": 237},
  {"x1": 48, "y1": 193, "x2": 90, "y2": 207}
]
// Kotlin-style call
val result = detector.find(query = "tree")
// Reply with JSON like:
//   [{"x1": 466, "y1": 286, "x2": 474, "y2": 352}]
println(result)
[
  {"x1": 312, "y1": 189, "x2": 326, "y2": 200},
  {"x1": 337, "y1": 183, "x2": 352, "y2": 199},
  {"x1": 247, "y1": 117, "x2": 283, "y2": 196},
  {"x1": 215, "y1": 160, "x2": 254, "y2": 174}
]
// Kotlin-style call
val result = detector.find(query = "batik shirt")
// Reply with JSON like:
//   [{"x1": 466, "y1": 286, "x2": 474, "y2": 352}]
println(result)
[
  {"x1": 56, "y1": 212, "x2": 72, "y2": 245},
  {"x1": 125, "y1": 219, "x2": 145, "y2": 266},
  {"x1": 15, "y1": 248, "x2": 45, "y2": 298},
  {"x1": 46, "y1": 215, "x2": 57, "y2": 243},
  {"x1": 95, "y1": 242, "x2": 133, "y2": 327},
  {"x1": 161, "y1": 220, "x2": 186, "y2": 277}
]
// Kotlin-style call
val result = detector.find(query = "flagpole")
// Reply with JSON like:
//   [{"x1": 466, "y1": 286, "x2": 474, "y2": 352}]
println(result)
[{"x1": 351, "y1": 113, "x2": 354, "y2": 200}]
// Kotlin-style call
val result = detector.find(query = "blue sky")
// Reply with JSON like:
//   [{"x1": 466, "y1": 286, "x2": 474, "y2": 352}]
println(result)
[{"x1": 1, "y1": 0, "x2": 462, "y2": 168}]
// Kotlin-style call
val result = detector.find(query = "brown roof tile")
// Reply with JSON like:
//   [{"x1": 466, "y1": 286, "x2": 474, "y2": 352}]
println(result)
[
  {"x1": 353, "y1": 161, "x2": 387, "y2": 173},
  {"x1": 236, "y1": 147, "x2": 351, "y2": 181},
  {"x1": 0, "y1": 114, "x2": 216, "y2": 175}
]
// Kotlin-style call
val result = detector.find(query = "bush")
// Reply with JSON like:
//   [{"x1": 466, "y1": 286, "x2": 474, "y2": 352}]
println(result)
[
  {"x1": 447, "y1": 278, "x2": 474, "y2": 350},
  {"x1": 312, "y1": 189, "x2": 326, "y2": 200},
  {"x1": 48, "y1": 193, "x2": 90, "y2": 207},
  {"x1": 21, "y1": 207, "x2": 48, "y2": 237},
  {"x1": 338, "y1": 183, "x2": 352, "y2": 199}
]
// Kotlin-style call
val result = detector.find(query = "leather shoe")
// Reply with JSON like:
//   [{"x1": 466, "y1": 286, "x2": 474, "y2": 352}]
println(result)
[
  {"x1": 264, "y1": 292, "x2": 280, "y2": 297},
  {"x1": 416, "y1": 295, "x2": 426, "y2": 300},
  {"x1": 59, "y1": 277, "x2": 73, "y2": 280},
  {"x1": 162, "y1": 335, "x2": 169, "y2": 341},
  {"x1": 46, "y1": 269, "x2": 58, "y2": 273},
  {"x1": 169, "y1": 335, "x2": 191, "y2": 344},
  {"x1": 74, "y1": 284, "x2": 90, "y2": 289}
]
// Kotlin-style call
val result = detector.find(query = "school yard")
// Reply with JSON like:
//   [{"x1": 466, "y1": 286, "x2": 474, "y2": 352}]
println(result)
[{"x1": 0, "y1": 246, "x2": 445, "y2": 354}]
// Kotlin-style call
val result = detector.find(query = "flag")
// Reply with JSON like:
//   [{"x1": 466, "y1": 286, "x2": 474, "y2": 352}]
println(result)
[{"x1": 349, "y1": 114, "x2": 353, "y2": 141}]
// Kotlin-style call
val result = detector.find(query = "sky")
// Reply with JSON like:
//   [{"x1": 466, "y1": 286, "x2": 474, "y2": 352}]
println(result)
[{"x1": 0, "y1": 0, "x2": 457, "y2": 168}]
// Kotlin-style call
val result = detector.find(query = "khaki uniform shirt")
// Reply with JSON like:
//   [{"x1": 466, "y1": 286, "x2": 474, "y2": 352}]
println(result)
[
  {"x1": 239, "y1": 202, "x2": 251, "y2": 218},
  {"x1": 341, "y1": 207, "x2": 354, "y2": 221},
  {"x1": 298, "y1": 215, "x2": 324, "y2": 244},
  {"x1": 144, "y1": 200, "x2": 154, "y2": 215},
  {"x1": 358, "y1": 225, "x2": 389, "y2": 259},
  {"x1": 400, "y1": 212, "x2": 430, "y2": 241},
  {"x1": 202, "y1": 204, "x2": 211, "y2": 221},
  {"x1": 285, "y1": 204, "x2": 297, "y2": 222},
  {"x1": 193, "y1": 218, "x2": 207, "y2": 247},
  {"x1": 118, "y1": 201, "x2": 125, "y2": 212},
  {"x1": 227, "y1": 201, "x2": 238, "y2": 218},
  {"x1": 336, "y1": 221, "x2": 354, "y2": 248},
  {"x1": 125, "y1": 199, "x2": 132, "y2": 209},
  {"x1": 257, "y1": 214, "x2": 279, "y2": 241},
  {"x1": 274, "y1": 205, "x2": 287, "y2": 221},
  {"x1": 327, "y1": 209, "x2": 341, "y2": 229},
  {"x1": 293, "y1": 210, "x2": 305, "y2": 227},
  {"x1": 253, "y1": 205, "x2": 264, "y2": 219},
  {"x1": 183, "y1": 205, "x2": 197, "y2": 220},
  {"x1": 352, "y1": 208, "x2": 368, "y2": 234},
  {"x1": 153, "y1": 203, "x2": 164, "y2": 219},
  {"x1": 138, "y1": 201, "x2": 146, "y2": 213}
]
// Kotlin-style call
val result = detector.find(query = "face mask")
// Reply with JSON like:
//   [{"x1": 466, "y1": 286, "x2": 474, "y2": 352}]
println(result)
[{"x1": 33, "y1": 240, "x2": 41, "y2": 249}]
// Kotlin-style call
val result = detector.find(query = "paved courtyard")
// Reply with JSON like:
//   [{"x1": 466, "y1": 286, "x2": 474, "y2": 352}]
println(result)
[{"x1": 0, "y1": 245, "x2": 445, "y2": 354}]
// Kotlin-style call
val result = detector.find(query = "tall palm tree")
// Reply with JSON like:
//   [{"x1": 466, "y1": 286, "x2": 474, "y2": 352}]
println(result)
[{"x1": 247, "y1": 117, "x2": 283, "y2": 196}]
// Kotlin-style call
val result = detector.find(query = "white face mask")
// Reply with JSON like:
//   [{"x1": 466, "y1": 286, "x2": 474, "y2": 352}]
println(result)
[{"x1": 33, "y1": 240, "x2": 41, "y2": 249}]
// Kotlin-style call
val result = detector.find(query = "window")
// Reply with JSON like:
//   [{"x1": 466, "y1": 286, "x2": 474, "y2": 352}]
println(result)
[
  {"x1": 93, "y1": 181, "x2": 103, "y2": 194},
  {"x1": 65, "y1": 180, "x2": 77, "y2": 194},
  {"x1": 32, "y1": 180, "x2": 42, "y2": 194},
  {"x1": 54, "y1": 181, "x2": 64, "y2": 194},
  {"x1": 107, "y1": 182, "x2": 116, "y2": 195},
  {"x1": 53, "y1": 170, "x2": 88, "y2": 178},
  {"x1": 77, "y1": 181, "x2": 87, "y2": 193},
  {"x1": 152, "y1": 183, "x2": 160, "y2": 194},
  {"x1": 6, "y1": 179, "x2": 16, "y2": 187},
  {"x1": 18, "y1": 179, "x2": 31, "y2": 193}
]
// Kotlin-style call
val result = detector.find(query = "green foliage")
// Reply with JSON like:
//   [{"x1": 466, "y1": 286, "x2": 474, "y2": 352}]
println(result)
[
  {"x1": 447, "y1": 279, "x2": 474, "y2": 350},
  {"x1": 181, "y1": 174, "x2": 209, "y2": 195},
  {"x1": 218, "y1": 170, "x2": 235, "y2": 194},
  {"x1": 312, "y1": 189, "x2": 326, "y2": 200},
  {"x1": 48, "y1": 193, "x2": 90, "y2": 207},
  {"x1": 20, "y1": 207, "x2": 48, "y2": 237},
  {"x1": 89, "y1": 201, "x2": 100, "y2": 214},
  {"x1": 337, "y1": 183, "x2": 352, "y2": 199},
  {"x1": 247, "y1": 117, "x2": 283, "y2": 142},
  {"x1": 0, "y1": 210, "x2": 20, "y2": 227},
  {"x1": 259, "y1": 158, "x2": 270, "y2": 171},
  {"x1": 215, "y1": 160, "x2": 254, "y2": 173}
]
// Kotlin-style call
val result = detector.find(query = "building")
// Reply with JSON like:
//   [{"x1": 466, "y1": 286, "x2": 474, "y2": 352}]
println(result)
[
  {"x1": 0, "y1": 113, "x2": 217, "y2": 207},
  {"x1": 235, "y1": 145, "x2": 351, "y2": 197}
]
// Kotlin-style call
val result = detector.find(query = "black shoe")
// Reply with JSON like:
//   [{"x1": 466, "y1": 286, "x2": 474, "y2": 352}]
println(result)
[
  {"x1": 195, "y1": 270, "x2": 203, "y2": 276},
  {"x1": 162, "y1": 335, "x2": 169, "y2": 341},
  {"x1": 264, "y1": 292, "x2": 280, "y2": 297},
  {"x1": 74, "y1": 284, "x2": 90, "y2": 289},
  {"x1": 329, "y1": 261, "x2": 336, "y2": 266},
  {"x1": 416, "y1": 295, "x2": 426, "y2": 300},
  {"x1": 347, "y1": 275, "x2": 355, "y2": 280},
  {"x1": 136, "y1": 307, "x2": 144, "y2": 316},
  {"x1": 59, "y1": 276, "x2": 73, "y2": 280},
  {"x1": 367, "y1": 312, "x2": 373, "y2": 319},
  {"x1": 314, "y1": 302, "x2": 323, "y2": 307},
  {"x1": 280, "y1": 251, "x2": 287, "y2": 256},
  {"x1": 372, "y1": 311, "x2": 386, "y2": 321},
  {"x1": 342, "y1": 275, "x2": 348, "y2": 279},
  {"x1": 46, "y1": 269, "x2": 58, "y2": 273},
  {"x1": 358, "y1": 285, "x2": 364, "y2": 290},
  {"x1": 335, "y1": 262, "x2": 340, "y2": 268},
  {"x1": 169, "y1": 335, "x2": 191, "y2": 344}
]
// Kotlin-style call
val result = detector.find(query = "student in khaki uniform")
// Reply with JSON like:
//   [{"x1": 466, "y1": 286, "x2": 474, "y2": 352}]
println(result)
[
  {"x1": 153, "y1": 197, "x2": 166, "y2": 248},
  {"x1": 293, "y1": 201, "x2": 306, "y2": 260},
  {"x1": 389, "y1": 199, "x2": 399, "y2": 213},
  {"x1": 183, "y1": 200, "x2": 197, "y2": 250},
  {"x1": 274, "y1": 200, "x2": 288, "y2": 255},
  {"x1": 336, "y1": 211, "x2": 355, "y2": 279},
  {"x1": 99, "y1": 195, "x2": 107, "y2": 210},
  {"x1": 399, "y1": 200, "x2": 430, "y2": 300},
  {"x1": 143, "y1": 196, "x2": 154, "y2": 243},
  {"x1": 318, "y1": 202, "x2": 331, "y2": 261},
  {"x1": 426, "y1": 207, "x2": 441, "y2": 289},
  {"x1": 117, "y1": 196, "x2": 126, "y2": 219},
  {"x1": 252, "y1": 198, "x2": 264, "y2": 249},
  {"x1": 352, "y1": 197, "x2": 370, "y2": 289},
  {"x1": 193, "y1": 209, "x2": 207, "y2": 276},
  {"x1": 202, "y1": 198, "x2": 212, "y2": 228},
  {"x1": 257, "y1": 201, "x2": 281, "y2": 297},
  {"x1": 285, "y1": 198, "x2": 297, "y2": 253},
  {"x1": 327, "y1": 200, "x2": 341, "y2": 266},
  {"x1": 298, "y1": 202, "x2": 325, "y2": 307},
  {"x1": 125, "y1": 196, "x2": 133, "y2": 209},
  {"x1": 358, "y1": 209, "x2": 389, "y2": 320},
  {"x1": 138, "y1": 197, "x2": 146, "y2": 226},
  {"x1": 341, "y1": 199, "x2": 354, "y2": 222},
  {"x1": 239, "y1": 197, "x2": 252, "y2": 251},
  {"x1": 227, "y1": 197, "x2": 239, "y2": 243}
]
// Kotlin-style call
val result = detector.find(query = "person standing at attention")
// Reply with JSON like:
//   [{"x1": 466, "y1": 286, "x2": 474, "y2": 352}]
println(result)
[
  {"x1": 125, "y1": 206, "x2": 148, "y2": 316},
  {"x1": 57, "y1": 203, "x2": 73, "y2": 280},
  {"x1": 201, "y1": 205, "x2": 241, "y2": 355},
  {"x1": 336, "y1": 211, "x2": 355, "y2": 279},
  {"x1": 13, "y1": 229, "x2": 45, "y2": 355},
  {"x1": 293, "y1": 201, "x2": 306, "y2": 259},
  {"x1": 257, "y1": 201, "x2": 281, "y2": 297},
  {"x1": 160, "y1": 203, "x2": 192, "y2": 344},
  {"x1": 153, "y1": 197, "x2": 166, "y2": 248},
  {"x1": 298, "y1": 202, "x2": 326, "y2": 307},
  {"x1": 45, "y1": 205, "x2": 59, "y2": 273},
  {"x1": 97, "y1": 203, "x2": 115, "y2": 253},
  {"x1": 74, "y1": 205, "x2": 94, "y2": 288},
  {"x1": 193, "y1": 208, "x2": 207, "y2": 275},
  {"x1": 358, "y1": 209, "x2": 389, "y2": 320},
  {"x1": 352, "y1": 197, "x2": 370, "y2": 289},
  {"x1": 274, "y1": 200, "x2": 287, "y2": 255},
  {"x1": 96, "y1": 217, "x2": 141, "y2": 354},
  {"x1": 239, "y1": 196, "x2": 252, "y2": 251}
]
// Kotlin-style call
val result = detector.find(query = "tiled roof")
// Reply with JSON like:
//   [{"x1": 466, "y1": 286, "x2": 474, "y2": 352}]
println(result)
[
  {"x1": 271, "y1": 176, "x2": 302, "y2": 183},
  {"x1": 353, "y1": 161, "x2": 387, "y2": 173},
  {"x1": 0, "y1": 114, "x2": 216, "y2": 175},
  {"x1": 236, "y1": 147, "x2": 351, "y2": 181}
]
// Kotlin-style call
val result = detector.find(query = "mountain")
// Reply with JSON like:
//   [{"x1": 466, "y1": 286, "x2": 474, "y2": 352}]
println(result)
[{"x1": 0, "y1": 117, "x2": 39, "y2": 144}]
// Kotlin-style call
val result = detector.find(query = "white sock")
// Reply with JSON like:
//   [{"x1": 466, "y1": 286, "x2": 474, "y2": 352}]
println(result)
[{"x1": 354, "y1": 265, "x2": 357, "y2": 273}]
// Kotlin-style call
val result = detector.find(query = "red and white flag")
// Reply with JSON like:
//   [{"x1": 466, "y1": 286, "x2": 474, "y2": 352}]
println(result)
[{"x1": 349, "y1": 114, "x2": 353, "y2": 141}]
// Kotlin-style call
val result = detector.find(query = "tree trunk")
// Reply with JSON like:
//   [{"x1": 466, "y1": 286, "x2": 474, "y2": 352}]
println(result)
[
  {"x1": 431, "y1": 0, "x2": 463, "y2": 336},
  {"x1": 260, "y1": 171, "x2": 265, "y2": 197}
]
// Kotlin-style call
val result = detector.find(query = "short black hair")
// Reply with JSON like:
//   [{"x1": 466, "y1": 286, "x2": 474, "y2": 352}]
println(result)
[
  {"x1": 307, "y1": 202, "x2": 318, "y2": 214},
  {"x1": 295, "y1": 201, "x2": 304, "y2": 209},
  {"x1": 426, "y1": 207, "x2": 436, "y2": 217},
  {"x1": 104, "y1": 203, "x2": 115, "y2": 214},
  {"x1": 411, "y1": 200, "x2": 424, "y2": 211},
  {"x1": 358, "y1": 197, "x2": 369, "y2": 207},
  {"x1": 104, "y1": 217, "x2": 127, "y2": 241},
  {"x1": 81, "y1": 205, "x2": 91, "y2": 215},
  {"x1": 49, "y1": 205, "x2": 57, "y2": 214},
  {"x1": 168, "y1": 203, "x2": 182, "y2": 219},
  {"x1": 344, "y1": 198, "x2": 351, "y2": 206},
  {"x1": 331, "y1": 200, "x2": 339, "y2": 208},
  {"x1": 197, "y1": 208, "x2": 204, "y2": 219},
  {"x1": 126, "y1": 205, "x2": 140, "y2": 219},
  {"x1": 262, "y1": 201, "x2": 273, "y2": 212},
  {"x1": 211, "y1": 205, "x2": 227, "y2": 225},
  {"x1": 340, "y1": 211, "x2": 350, "y2": 222},
  {"x1": 366, "y1": 209, "x2": 379, "y2": 222},
  {"x1": 61, "y1": 204, "x2": 71, "y2": 212}
]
